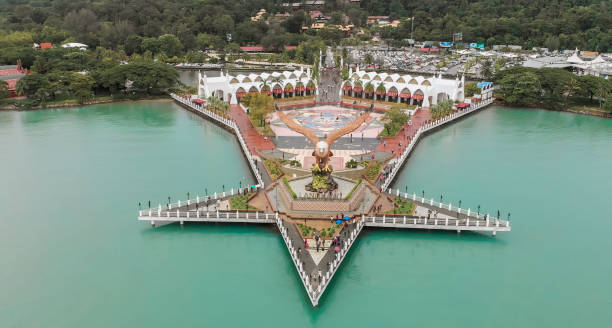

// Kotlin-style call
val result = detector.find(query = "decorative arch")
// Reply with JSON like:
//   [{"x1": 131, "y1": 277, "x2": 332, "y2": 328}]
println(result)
[
  {"x1": 289, "y1": 73, "x2": 297, "y2": 79},
  {"x1": 229, "y1": 77, "x2": 239, "y2": 84},
  {"x1": 235, "y1": 87, "x2": 247, "y2": 99},
  {"x1": 399, "y1": 88, "x2": 411, "y2": 102},
  {"x1": 436, "y1": 92, "x2": 450, "y2": 103},
  {"x1": 361, "y1": 73, "x2": 371, "y2": 80},
  {"x1": 384, "y1": 76, "x2": 393, "y2": 82},
  {"x1": 300, "y1": 72, "x2": 308, "y2": 79},
  {"x1": 396, "y1": 77, "x2": 406, "y2": 83},
  {"x1": 412, "y1": 89, "x2": 424, "y2": 104},
  {"x1": 421, "y1": 80, "x2": 432, "y2": 86},
  {"x1": 351, "y1": 73, "x2": 359, "y2": 79},
  {"x1": 375, "y1": 84, "x2": 386, "y2": 100},
  {"x1": 306, "y1": 80, "x2": 316, "y2": 95},
  {"x1": 342, "y1": 81, "x2": 352, "y2": 95},
  {"x1": 387, "y1": 86, "x2": 398, "y2": 99},
  {"x1": 272, "y1": 84, "x2": 283, "y2": 97},
  {"x1": 261, "y1": 84, "x2": 272, "y2": 95},
  {"x1": 248, "y1": 86, "x2": 259, "y2": 94},
  {"x1": 408, "y1": 78, "x2": 418, "y2": 85},
  {"x1": 373, "y1": 75, "x2": 382, "y2": 81},
  {"x1": 254, "y1": 76, "x2": 264, "y2": 82},
  {"x1": 242, "y1": 77, "x2": 252, "y2": 83}
]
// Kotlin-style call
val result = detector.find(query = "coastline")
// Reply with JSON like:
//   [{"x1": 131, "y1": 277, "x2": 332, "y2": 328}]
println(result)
[
  {"x1": 0, "y1": 95, "x2": 171, "y2": 111},
  {"x1": 493, "y1": 100, "x2": 612, "y2": 119}
]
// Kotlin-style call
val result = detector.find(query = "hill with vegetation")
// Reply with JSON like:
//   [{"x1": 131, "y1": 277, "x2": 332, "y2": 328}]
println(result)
[{"x1": 1, "y1": 0, "x2": 610, "y2": 67}]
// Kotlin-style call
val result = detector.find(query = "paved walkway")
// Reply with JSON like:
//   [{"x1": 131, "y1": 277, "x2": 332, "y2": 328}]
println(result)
[
  {"x1": 229, "y1": 104, "x2": 275, "y2": 155},
  {"x1": 375, "y1": 107, "x2": 431, "y2": 158}
]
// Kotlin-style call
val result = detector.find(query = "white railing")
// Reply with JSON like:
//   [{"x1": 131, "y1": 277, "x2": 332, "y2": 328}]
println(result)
[
  {"x1": 170, "y1": 93, "x2": 264, "y2": 188},
  {"x1": 381, "y1": 189, "x2": 511, "y2": 230},
  {"x1": 138, "y1": 208, "x2": 276, "y2": 222},
  {"x1": 381, "y1": 98, "x2": 494, "y2": 191},
  {"x1": 312, "y1": 217, "x2": 365, "y2": 306},
  {"x1": 275, "y1": 213, "x2": 365, "y2": 307},
  {"x1": 145, "y1": 185, "x2": 262, "y2": 213}
]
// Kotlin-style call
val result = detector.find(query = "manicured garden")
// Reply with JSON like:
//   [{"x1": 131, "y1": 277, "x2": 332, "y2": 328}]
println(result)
[
  {"x1": 229, "y1": 193, "x2": 256, "y2": 210},
  {"x1": 385, "y1": 197, "x2": 416, "y2": 215},
  {"x1": 297, "y1": 223, "x2": 338, "y2": 238}
]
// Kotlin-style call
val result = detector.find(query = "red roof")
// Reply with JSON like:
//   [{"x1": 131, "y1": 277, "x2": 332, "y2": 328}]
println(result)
[
  {"x1": 420, "y1": 48, "x2": 430, "y2": 52},
  {"x1": 430, "y1": 48, "x2": 440, "y2": 52},
  {"x1": 240, "y1": 46, "x2": 264, "y2": 52},
  {"x1": 40, "y1": 43, "x2": 53, "y2": 50},
  {"x1": 456, "y1": 102, "x2": 470, "y2": 108},
  {"x1": 0, "y1": 69, "x2": 21, "y2": 76},
  {"x1": 284, "y1": 45, "x2": 297, "y2": 50}
]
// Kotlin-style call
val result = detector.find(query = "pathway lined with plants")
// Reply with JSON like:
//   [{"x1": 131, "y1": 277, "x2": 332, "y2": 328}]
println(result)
[
  {"x1": 375, "y1": 108, "x2": 431, "y2": 157},
  {"x1": 229, "y1": 104, "x2": 275, "y2": 155}
]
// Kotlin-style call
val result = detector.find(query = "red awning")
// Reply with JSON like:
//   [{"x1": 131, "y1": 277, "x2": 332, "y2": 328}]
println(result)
[
  {"x1": 296, "y1": 86, "x2": 305, "y2": 91},
  {"x1": 375, "y1": 90, "x2": 385, "y2": 95},
  {"x1": 284, "y1": 88, "x2": 294, "y2": 92},
  {"x1": 456, "y1": 102, "x2": 470, "y2": 108},
  {"x1": 193, "y1": 99, "x2": 205, "y2": 104},
  {"x1": 342, "y1": 85, "x2": 352, "y2": 91},
  {"x1": 273, "y1": 89, "x2": 283, "y2": 94},
  {"x1": 353, "y1": 87, "x2": 363, "y2": 92},
  {"x1": 262, "y1": 90, "x2": 272, "y2": 95},
  {"x1": 236, "y1": 92, "x2": 247, "y2": 97},
  {"x1": 387, "y1": 91, "x2": 398, "y2": 97},
  {"x1": 249, "y1": 90, "x2": 258, "y2": 94},
  {"x1": 400, "y1": 93, "x2": 411, "y2": 99},
  {"x1": 412, "y1": 94, "x2": 424, "y2": 100},
  {"x1": 306, "y1": 86, "x2": 315, "y2": 91},
  {"x1": 420, "y1": 48, "x2": 430, "y2": 52}
]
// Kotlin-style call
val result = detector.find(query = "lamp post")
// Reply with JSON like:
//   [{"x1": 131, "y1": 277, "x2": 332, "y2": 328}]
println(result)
[
  {"x1": 477, "y1": 205, "x2": 480, "y2": 215},
  {"x1": 422, "y1": 190, "x2": 425, "y2": 198},
  {"x1": 440, "y1": 195, "x2": 443, "y2": 203},
  {"x1": 148, "y1": 200, "x2": 151, "y2": 209},
  {"x1": 138, "y1": 202, "x2": 141, "y2": 210}
]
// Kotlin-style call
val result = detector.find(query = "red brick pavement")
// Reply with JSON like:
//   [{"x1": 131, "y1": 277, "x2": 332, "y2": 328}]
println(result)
[
  {"x1": 375, "y1": 108, "x2": 431, "y2": 158},
  {"x1": 229, "y1": 104, "x2": 275, "y2": 154}
]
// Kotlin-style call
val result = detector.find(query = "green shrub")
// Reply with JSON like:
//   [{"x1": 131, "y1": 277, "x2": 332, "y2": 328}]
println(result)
[
  {"x1": 344, "y1": 178, "x2": 362, "y2": 200},
  {"x1": 282, "y1": 176, "x2": 297, "y2": 198}
]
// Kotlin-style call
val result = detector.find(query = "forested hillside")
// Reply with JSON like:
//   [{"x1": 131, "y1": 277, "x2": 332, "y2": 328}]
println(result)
[{"x1": 1, "y1": 0, "x2": 610, "y2": 54}]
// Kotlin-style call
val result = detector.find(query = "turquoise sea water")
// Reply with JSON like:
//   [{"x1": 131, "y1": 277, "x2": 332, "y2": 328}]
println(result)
[{"x1": 1, "y1": 103, "x2": 611, "y2": 327}]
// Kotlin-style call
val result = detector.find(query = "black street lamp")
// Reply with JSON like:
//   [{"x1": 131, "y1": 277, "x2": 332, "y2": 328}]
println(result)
[
  {"x1": 168, "y1": 196, "x2": 171, "y2": 204},
  {"x1": 222, "y1": 184, "x2": 225, "y2": 192},
  {"x1": 459, "y1": 200, "x2": 462, "y2": 208},
  {"x1": 422, "y1": 190, "x2": 425, "y2": 198},
  {"x1": 507, "y1": 212, "x2": 511, "y2": 220},
  {"x1": 405, "y1": 186, "x2": 408, "y2": 193},
  {"x1": 138, "y1": 202, "x2": 141, "y2": 210},
  {"x1": 440, "y1": 195, "x2": 443, "y2": 203},
  {"x1": 205, "y1": 188, "x2": 208, "y2": 196},
  {"x1": 148, "y1": 200, "x2": 151, "y2": 209},
  {"x1": 187, "y1": 192, "x2": 190, "y2": 200},
  {"x1": 497, "y1": 210, "x2": 500, "y2": 219},
  {"x1": 477, "y1": 205, "x2": 480, "y2": 215},
  {"x1": 239, "y1": 181, "x2": 242, "y2": 189}
]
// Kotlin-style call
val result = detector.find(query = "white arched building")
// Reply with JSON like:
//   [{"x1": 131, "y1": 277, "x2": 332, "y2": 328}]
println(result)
[
  {"x1": 197, "y1": 66, "x2": 464, "y2": 107},
  {"x1": 344, "y1": 66, "x2": 465, "y2": 108},
  {"x1": 198, "y1": 67, "x2": 317, "y2": 104}
]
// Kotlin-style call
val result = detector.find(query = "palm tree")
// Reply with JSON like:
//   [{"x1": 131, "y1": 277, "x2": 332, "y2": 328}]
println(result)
[
  {"x1": 596, "y1": 84, "x2": 608, "y2": 109},
  {"x1": 562, "y1": 77, "x2": 580, "y2": 109},
  {"x1": 269, "y1": 75, "x2": 284, "y2": 98}
]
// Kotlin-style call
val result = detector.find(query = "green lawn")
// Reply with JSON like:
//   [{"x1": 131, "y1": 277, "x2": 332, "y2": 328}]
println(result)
[
  {"x1": 385, "y1": 197, "x2": 416, "y2": 215},
  {"x1": 229, "y1": 193, "x2": 256, "y2": 210}
]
